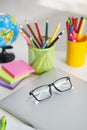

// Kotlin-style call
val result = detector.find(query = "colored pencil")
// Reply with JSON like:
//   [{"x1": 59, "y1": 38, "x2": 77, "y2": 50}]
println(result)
[
  {"x1": 19, "y1": 24, "x2": 30, "y2": 38},
  {"x1": 48, "y1": 29, "x2": 65, "y2": 47},
  {"x1": 25, "y1": 20, "x2": 41, "y2": 48},
  {"x1": 34, "y1": 20, "x2": 43, "y2": 46},
  {"x1": 48, "y1": 23, "x2": 61, "y2": 46},
  {"x1": 20, "y1": 29, "x2": 32, "y2": 46},
  {"x1": 45, "y1": 20, "x2": 48, "y2": 42}
]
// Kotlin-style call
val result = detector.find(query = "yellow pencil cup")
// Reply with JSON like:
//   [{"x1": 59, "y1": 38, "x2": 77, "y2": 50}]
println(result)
[
  {"x1": 66, "y1": 40, "x2": 87, "y2": 67},
  {"x1": 28, "y1": 44, "x2": 56, "y2": 74}
]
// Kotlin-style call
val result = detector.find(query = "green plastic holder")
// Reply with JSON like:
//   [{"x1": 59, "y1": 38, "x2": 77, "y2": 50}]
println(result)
[{"x1": 28, "y1": 44, "x2": 56, "y2": 74}]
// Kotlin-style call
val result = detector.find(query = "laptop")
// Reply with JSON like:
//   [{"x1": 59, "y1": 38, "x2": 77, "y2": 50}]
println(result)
[{"x1": 0, "y1": 68, "x2": 87, "y2": 130}]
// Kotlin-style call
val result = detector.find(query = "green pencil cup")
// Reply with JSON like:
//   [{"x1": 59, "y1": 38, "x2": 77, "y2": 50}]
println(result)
[{"x1": 28, "y1": 44, "x2": 56, "y2": 74}]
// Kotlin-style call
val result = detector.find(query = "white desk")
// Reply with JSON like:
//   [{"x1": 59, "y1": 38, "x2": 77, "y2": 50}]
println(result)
[{"x1": 0, "y1": 0, "x2": 87, "y2": 129}]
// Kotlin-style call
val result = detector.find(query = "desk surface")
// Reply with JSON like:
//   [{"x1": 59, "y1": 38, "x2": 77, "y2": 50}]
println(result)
[{"x1": 0, "y1": 0, "x2": 87, "y2": 130}]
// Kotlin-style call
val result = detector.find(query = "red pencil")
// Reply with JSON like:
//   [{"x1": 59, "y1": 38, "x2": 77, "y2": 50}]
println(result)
[{"x1": 34, "y1": 20, "x2": 43, "y2": 46}]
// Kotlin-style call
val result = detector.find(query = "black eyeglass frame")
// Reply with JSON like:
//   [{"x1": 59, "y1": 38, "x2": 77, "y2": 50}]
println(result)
[{"x1": 29, "y1": 76, "x2": 72, "y2": 102}]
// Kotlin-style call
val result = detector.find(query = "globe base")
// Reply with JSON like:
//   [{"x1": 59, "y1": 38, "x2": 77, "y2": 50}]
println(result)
[{"x1": 0, "y1": 48, "x2": 15, "y2": 63}]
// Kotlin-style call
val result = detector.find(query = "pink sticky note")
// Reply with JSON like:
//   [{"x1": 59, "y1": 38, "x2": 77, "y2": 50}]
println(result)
[{"x1": 2, "y1": 60, "x2": 35, "y2": 78}]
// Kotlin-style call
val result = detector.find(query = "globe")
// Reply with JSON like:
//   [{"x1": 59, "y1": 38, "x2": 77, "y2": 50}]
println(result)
[
  {"x1": 0, "y1": 13, "x2": 19, "y2": 63},
  {"x1": 0, "y1": 13, "x2": 19, "y2": 48}
]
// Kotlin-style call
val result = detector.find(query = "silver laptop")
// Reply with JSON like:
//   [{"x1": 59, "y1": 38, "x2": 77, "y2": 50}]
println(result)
[{"x1": 0, "y1": 68, "x2": 87, "y2": 130}]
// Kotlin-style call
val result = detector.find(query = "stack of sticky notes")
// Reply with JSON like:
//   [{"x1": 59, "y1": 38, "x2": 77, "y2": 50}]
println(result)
[{"x1": 0, "y1": 60, "x2": 35, "y2": 90}]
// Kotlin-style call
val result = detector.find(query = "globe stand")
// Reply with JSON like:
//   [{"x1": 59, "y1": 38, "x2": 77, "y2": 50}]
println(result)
[{"x1": 0, "y1": 47, "x2": 15, "y2": 63}]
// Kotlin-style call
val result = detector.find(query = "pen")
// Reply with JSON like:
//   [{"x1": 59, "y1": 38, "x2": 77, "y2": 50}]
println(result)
[
  {"x1": 48, "y1": 29, "x2": 65, "y2": 47},
  {"x1": 48, "y1": 23, "x2": 61, "y2": 46},
  {"x1": 35, "y1": 20, "x2": 43, "y2": 46},
  {"x1": 25, "y1": 20, "x2": 41, "y2": 47}
]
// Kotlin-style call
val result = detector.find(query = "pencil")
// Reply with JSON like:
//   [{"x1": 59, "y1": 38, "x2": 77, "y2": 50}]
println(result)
[
  {"x1": 19, "y1": 24, "x2": 30, "y2": 38},
  {"x1": 31, "y1": 38, "x2": 41, "y2": 48},
  {"x1": 48, "y1": 23, "x2": 61, "y2": 46},
  {"x1": 34, "y1": 20, "x2": 43, "y2": 46},
  {"x1": 48, "y1": 29, "x2": 65, "y2": 47},
  {"x1": 42, "y1": 39, "x2": 49, "y2": 49},
  {"x1": 45, "y1": 20, "x2": 48, "y2": 42},
  {"x1": 19, "y1": 29, "x2": 32, "y2": 46},
  {"x1": 25, "y1": 20, "x2": 41, "y2": 47}
]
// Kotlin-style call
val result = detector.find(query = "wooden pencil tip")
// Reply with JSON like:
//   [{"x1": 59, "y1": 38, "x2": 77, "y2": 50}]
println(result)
[
  {"x1": 19, "y1": 24, "x2": 23, "y2": 29},
  {"x1": 34, "y1": 20, "x2": 37, "y2": 23}
]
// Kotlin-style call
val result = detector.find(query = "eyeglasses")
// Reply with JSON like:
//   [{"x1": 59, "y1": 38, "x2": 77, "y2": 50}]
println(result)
[{"x1": 29, "y1": 77, "x2": 72, "y2": 103}]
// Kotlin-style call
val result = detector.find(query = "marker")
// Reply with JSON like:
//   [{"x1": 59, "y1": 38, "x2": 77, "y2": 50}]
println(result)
[{"x1": 0, "y1": 116, "x2": 7, "y2": 130}]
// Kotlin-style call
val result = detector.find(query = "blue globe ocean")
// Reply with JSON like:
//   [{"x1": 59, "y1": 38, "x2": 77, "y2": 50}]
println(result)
[{"x1": 0, "y1": 13, "x2": 19, "y2": 48}]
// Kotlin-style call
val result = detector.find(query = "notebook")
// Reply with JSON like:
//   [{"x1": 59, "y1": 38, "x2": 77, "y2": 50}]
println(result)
[
  {"x1": 0, "y1": 68, "x2": 29, "y2": 84},
  {"x1": 2, "y1": 60, "x2": 35, "y2": 78},
  {"x1": 0, "y1": 68, "x2": 87, "y2": 130},
  {"x1": 0, "y1": 78, "x2": 25, "y2": 90}
]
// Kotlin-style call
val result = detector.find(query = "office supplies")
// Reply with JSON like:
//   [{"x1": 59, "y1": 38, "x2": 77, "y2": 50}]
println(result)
[
  {"x1": 66, "y1": 39, "x2": 87, "y2": 67},
  {"x1": 48, "y1": 23, "x2": 61, "y2": 46},
  {"x1": 45, "y1": 20, "x2": 48, "y2": 42},
  {"x1": 74, "y1": 17, "x2": 78, "y2": 32},
  {"x1": 0, "y1": 68, "x2": 87, "y2": 130},
  {"x1": 69, "y1": 24, "x2": 73, "y2": 34},
  {"x1": 0, "y1": 78, "x2": 25, "y2": 90},
  {"x1": 35, "y1": 20, "x2": 43, "y2": 46},
  {"x1": 25, "y1": 20, "x2": 41, "y2": 48},
  {"x1": 19, "y1": 24, "x2": 30, "y2": 38},
  {"x1": 67, "y1": 17, "x2": 71, "y2": 24},
  {"x1": 0, "y1": 116, "x2": 7, "y2": 130},
  {"x1": 19, "y1": 29, "x2": 32, "y2": 46},
  {"x1": 48, "y1": 29, "x2": 65, "y2": 47},
  {"x1": 28, "y1": 43, "x2": 56, "y2": 74},
  {"x1": 66, "y1": 21, "x2": 70, "y2": 38},
  {"x1": 0, "y1": 68, "x2": 29, "y2": 84},
  {"x1": 66, "y1": 16, "x2": 86, "y2": 42},
  {"x1": 41, "y1": 39, "x2": 49, "y2": 49},
  {"x1": 78, "y1": 18, "x2": 86, "y2": 36},
  {"x1": 0, "y1": 116, "x2": 36, "y2": 130},
  {"x1": 2, "y1": 60, "x2": 35, "y2": 78},
  {"x1": 77, "y1": 17, "x2": 83, "y2": 33}
]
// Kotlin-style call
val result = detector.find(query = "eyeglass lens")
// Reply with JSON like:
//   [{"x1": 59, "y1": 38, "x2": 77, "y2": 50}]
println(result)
[
  {"x1": 33, "y1": 85, "x2": 51, "y2": 101},
  {"x1": 54, "y1": 77, "x2": 71, "y2": 91}
]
